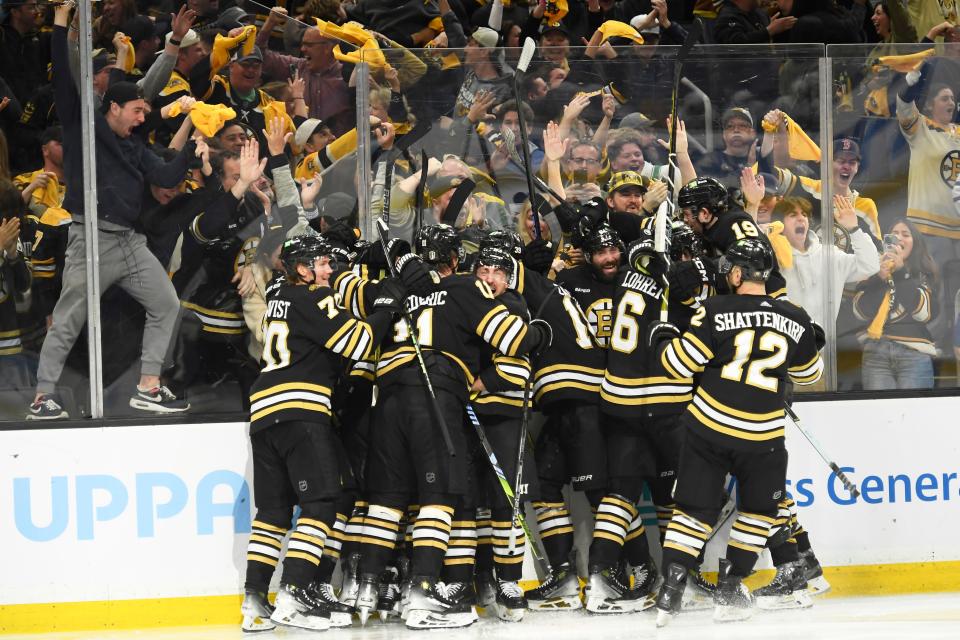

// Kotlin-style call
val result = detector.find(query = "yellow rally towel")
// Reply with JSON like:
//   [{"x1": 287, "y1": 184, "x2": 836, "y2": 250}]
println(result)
[
  {"x1": 317, "y1": 19, "x2": 369, "y2": 47},
  {"x1": 765, "y1": 221, "x2": 793, "y2": 270},
  {"x1": 169, "y1": 101, "x2": 237, "y2": 137},
  {"x1": 597, "y1": 20, "x2": 644, "y2": 46},
  {"x1": 544, "y1": 0, "x2": 568, "y2": 24},
  {"x1": 334, "y1": 39, "x2": 387, "y2": 69},
  {"x1": 878, "y1": 48, "x2": 935, "y2": 73},
  {"x1": 866, "y1": 289, "x2": 892, "y2": 339},
  {"x1": 210, "y1": 25, "x2": 257, "y2": 79},
  {"x1": 119, "y1": 35, "x2": 136, "y2": 72},
  {"x1": 762, "y1": 114, "x2": 820, "y2": 162},
  {"x1": 262, "y1": 100, "x2": 295, "y2": 138}
]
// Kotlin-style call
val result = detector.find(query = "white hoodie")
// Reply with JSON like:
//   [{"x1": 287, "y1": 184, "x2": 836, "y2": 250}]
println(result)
[{"x1": 780, "y1": 228, "x2": 880, "y2": 327}]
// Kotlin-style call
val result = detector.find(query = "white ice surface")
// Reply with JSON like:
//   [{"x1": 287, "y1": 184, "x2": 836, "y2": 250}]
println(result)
[{"x1": 10, "y1": 592, "x2": 960, "y2": 640}]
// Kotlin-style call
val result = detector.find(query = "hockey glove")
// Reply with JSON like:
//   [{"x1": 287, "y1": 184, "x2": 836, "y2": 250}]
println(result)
[
  {"x1": 386, "y1": 237, "x2": 412, "y2": 266},
  {"x1": 371, "y1": 277, "x2": 407, "y2": 314},
  {"x1": 553, "y1": 201, "x2": 580, "y2": 234},
  {"x1": 812, "y1": 322, "x2": 826, "y2": 351},
  {"x1": 323, "y1": 221, "x2": 360, "y2": 252},
  {"x1": 523, "y1": 239, "x2": 555, "y2": 275},
  {"x1": 396, "y1": 252, "x2": 434, "y2": 297},
  {"x1": 668, "y1": 260, "x2": 706, "y2": 302},
  {"x1": 647, "y1": 321, "x2": 680, "y2": 350},
  {"x1": 526, "y1": 318, "x2": 554, "y2": 357},
  {"x1": 627, "y1": 232, "x2": 660, "y2": 274}
]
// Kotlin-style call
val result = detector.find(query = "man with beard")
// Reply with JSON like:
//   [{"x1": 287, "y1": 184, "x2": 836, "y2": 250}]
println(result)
[
  {"x1": 604, "y1": 171, "x2": 669, "y2": 244},
  {"x1": 696, "y1": 108, "x2": 758, "y2": 191}
]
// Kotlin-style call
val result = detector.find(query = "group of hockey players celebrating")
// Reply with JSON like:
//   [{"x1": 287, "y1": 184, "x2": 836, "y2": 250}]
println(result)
[{"x1": 238, "y1": 172, "x2": 831, "y2": 632}]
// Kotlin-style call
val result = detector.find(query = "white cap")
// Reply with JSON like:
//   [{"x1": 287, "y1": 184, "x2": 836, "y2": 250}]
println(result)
[
  {"x1": 295, "y1": 118, "x2": 326, "y2": 148},
  {"x1": 164, "y1": 28, "x2": 200, "y2": 49},
  {"x1": 471, "y1": 26, "x2": 499, "y2": 48}
]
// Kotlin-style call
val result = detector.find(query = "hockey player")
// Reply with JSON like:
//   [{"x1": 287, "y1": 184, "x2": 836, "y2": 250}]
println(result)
[
  {"x1": 240, "y1": 235, "x2": 403, "y2": 632},
  {"x1": 653, "y1": 238, "x2": 823, "y2": 626},
  {"x1": 469, "y1": 242, "x2": 537, "y2": 622},
  {"x1": 353, "y1": 224, "x2": 551, "y2": 629}
]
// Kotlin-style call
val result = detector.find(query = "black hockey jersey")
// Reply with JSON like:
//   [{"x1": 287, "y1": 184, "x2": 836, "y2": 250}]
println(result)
[
  {"x1": 375, "y1": 273, "x2": 533, "y2": 400},
  {"x1": 600, "y1": 268, "x2": 692, "y2": 418},
  {"x1": 472, "y1": 290, "x2": 532, "y2": 418},
  {"x1": 703, "y1": 211, "x2": 788, "y2": 299},
  {"x1": 661, "y1": 294, "x2": 823, "y2": 448},
  {"x1": 555, "y1": 264, "x2": 616, "y2": 349},
  {"x1": 512, "y1": 262, "x2": 606, "y2": 409},
  {"x1": 249, "y1": 282, "x2": 390, "y2": 433}
]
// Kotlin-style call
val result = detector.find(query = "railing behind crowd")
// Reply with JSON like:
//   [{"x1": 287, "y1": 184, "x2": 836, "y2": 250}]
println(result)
[{"x1": 4, "y1": 42, "x2": 960, "y2": 425}]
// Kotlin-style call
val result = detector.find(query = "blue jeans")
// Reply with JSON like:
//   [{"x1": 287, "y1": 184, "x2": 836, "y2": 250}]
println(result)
[{"x1": 861, "y1": 339, "x2": 934, "y2": 390}]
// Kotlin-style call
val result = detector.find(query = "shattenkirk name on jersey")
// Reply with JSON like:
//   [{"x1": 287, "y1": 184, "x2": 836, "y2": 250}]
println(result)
[{"x1": 713, "y1": 309, "x2": 806, "y2": 343}]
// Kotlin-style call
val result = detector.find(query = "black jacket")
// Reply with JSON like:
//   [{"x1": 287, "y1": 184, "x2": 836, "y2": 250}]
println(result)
[
  {"x1": 714, "y1": 1, "x2": 771, "y2": 45},
  {"x1": 51, "y1": 25, "x2": 193, "y2": 228}
]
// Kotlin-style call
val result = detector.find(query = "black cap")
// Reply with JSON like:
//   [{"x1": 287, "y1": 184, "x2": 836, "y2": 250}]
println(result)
[
  {"x1": 121, "y1": 15, "x2": 162, "y2": 47},
  {"x1": 92, "y1": 50, "x2": 115, "y2": 74},
  {"x1": 40, "y1": 125, "x2": 62, "y2": 146},
  {"x1": 214, "y1": 6, "x2": 252, "y2": 31},
  {"x1": 833, "y1": 137, "x2": 861, "y2": 160},
  {"x1": 101, "y1": 81, "x2": 144, "y2": 113},
  {"x1": 233, "y1": 45, "x2": 264, "y2": 64}
]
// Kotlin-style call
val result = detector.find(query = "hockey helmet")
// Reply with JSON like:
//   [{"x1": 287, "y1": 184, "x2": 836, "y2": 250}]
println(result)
[
  {"x1": 582, "y1": 222, "x2": 624, "y2": 262},
  {"x1": 719, "y1": 238, "x2": 774, "y2": 282},
  {"x1": 280, "y1": 234, "x2": 335, "y2": 281},
  {"x1": 677, "y1": 177, "x2": 729, "y2": 217},
  {"x1": 474, "y1": 244, "x2": 515, "y2": 278},
  {"x1": 415, "y1": 224, "x2": 464, "y2": 268},
  {"x1": 481, "y1": 229, "x2": 524, "y2": 260},
  {"x1": 670, "y1": 220, "x2": 704, "y2": 260}
]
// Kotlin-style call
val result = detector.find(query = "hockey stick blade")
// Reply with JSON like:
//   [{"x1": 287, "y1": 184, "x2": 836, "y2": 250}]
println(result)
[{"x1": 517, "y1": 37, "x2": 536, "y2": 73}]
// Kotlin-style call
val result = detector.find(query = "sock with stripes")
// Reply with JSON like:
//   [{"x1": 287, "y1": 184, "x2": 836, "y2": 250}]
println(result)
[
  {"x1": 490, "y1": 506, "x2": 526, "y2": 581},
  {"x1": 357, "y1": 504, "x2": 403, "y2": 577},
  {"x1": 727, "y1": 512, "x2": 776, "y2": 577},
  {"x1": 589, "y1": 494, "x2": 637, "y2": 570},
  {"x1": 475, "y1": 508, "x2": 494, "y2": 574},
  {"x1": 281, "y1": 501, "x2": 335, "y2": 587},
  {"x1": 244, "y1": 515, "x2": 289, "y2": 592},
  {"x1": 623, "y1": 511, "x2": 651, "y2": 567},
  {"x1": 769, "y1": 499, "x2": 799, "y2": 565},
  {"x1": 339, "y1": 500, "x2": 367, "y2": 560},
  {"x1": 655, "y1": 503, "x2": 675, "y2": 544},
  {"x1": 410, "y1": 504, "x2": 454, "y2": 578},
  {"x1": 532, "y1": 501, "x2": 575, "y2": 568},
  {"x1": 316, "y1": 511, "x2": 348, "y2": 583},
  {"x1": 661, "y1": 509, "x2": 713, "y2": 573},
  {"x1": 442, "y1": 508, "x2": 478, "y2": 583}
]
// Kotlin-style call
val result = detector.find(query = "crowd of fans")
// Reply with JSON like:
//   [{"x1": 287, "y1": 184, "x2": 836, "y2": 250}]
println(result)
[{"x1": 0, "y1": 0, "x2": 958, "y2": 419}]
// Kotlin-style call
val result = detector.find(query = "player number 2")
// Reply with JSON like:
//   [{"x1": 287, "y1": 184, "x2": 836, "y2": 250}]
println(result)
[
  {"x1": 393, "y1": 308, "x2": 434, "y2": 345},
  {"x1": 720, "y1": 329, "x2": 788, "y2": 392},
  {"x1": 610, "y1": 291, "x2": 647, "y2": 354},
  {"x1": 261, "y1": 321, "x2": 291, "y2": 372}
]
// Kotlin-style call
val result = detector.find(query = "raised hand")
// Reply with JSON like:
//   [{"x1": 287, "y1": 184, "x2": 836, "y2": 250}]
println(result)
[
  {"x1": 833, "y1": 194, "x2": 857, "y2": 231},
  {"x1": 263, "y1": 116, "x2": 292, "y2": 157},
  {"x1": 170, "y1": 4, "x2": 198, "y2": 40},
  {"x1": 740, "y1": 167, "x2": 766, "y2": 207},
  {"x1": 542, "y1": 120, "x2": 569, "y2": 163}
]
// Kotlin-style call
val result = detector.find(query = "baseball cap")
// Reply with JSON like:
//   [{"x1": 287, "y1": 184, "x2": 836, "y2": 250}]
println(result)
[
  {"x1": 833, "y1": 137, "x2": 861, "y2": 160},
  {"x1": 92, "y1": 49, "x2": 116, "y2": 74},
  {"x1": 214, "y1": 6, "x2": 253, "y2": 31},
  {"x1": 471, "y1": 27, "x2": 499, "y2": 48},
  {"x1": 162, "y1": 28, "x2": 200, "y2": 49},
  {"x1": 722, "y1": 107, "x2": 754, "y2": 129},
  {"x1": 121, "y1": 15, "x2": 162, "y2": 47},
  {"x1": 619, "y1": 112, "x2": 654, "y2": 129},
  {"x1": 101, "y1": 81, "x2": 144, "y2": 113},
  {"x1": 232, "y1": 46, "x2": 264, "y2": 64},
  {"x1": 320, "y1": 193, "x2": 358, "y2": 221},
  {"x1": 295, "y1": 118, "x2": 328, "y2": 148},
  {"x1": 540, "y1": 21, "x2": 571, "y2": 39},
  {"x1": 607, "y1": 170, "x2": 648, "y2": 193}
]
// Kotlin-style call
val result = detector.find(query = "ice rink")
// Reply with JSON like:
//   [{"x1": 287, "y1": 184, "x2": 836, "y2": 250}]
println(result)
[{"x1": 10, "y1": 592, "x2": 960, "y2": 640}]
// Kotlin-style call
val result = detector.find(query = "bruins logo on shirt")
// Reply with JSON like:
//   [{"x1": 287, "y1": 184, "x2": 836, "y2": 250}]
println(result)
[
  {"x1": 585, "y1": 298, "x2": 613, "y2": 347},
  {"x1": 939, "y1": 150, "x2": 960, "y2": 186}
]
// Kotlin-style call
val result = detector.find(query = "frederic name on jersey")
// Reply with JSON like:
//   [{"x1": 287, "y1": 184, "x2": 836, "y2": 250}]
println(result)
[{"x1": 712, "y1": 305, "x2": 806, "y2": 344}]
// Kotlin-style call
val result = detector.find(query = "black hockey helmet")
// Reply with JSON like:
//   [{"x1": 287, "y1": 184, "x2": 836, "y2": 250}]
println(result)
[
  {"x1": 415, "y1": 224, "x2": 464, "y2": 268},
  {"x1": 280, "y1": 234, "x2": 335, "y2": 281},
  {"x1": 670, "y1": 220, "x2": 704, "y2": 260},
  {"x1": 474, "y1": 244, "x2": 515, "y2": 278},
  {"x1": 677, "y1": 177, "x2": 729, "y2": 217},
  {"x1": 582, "y1": 222, "x2": 624, "y2": 262},
  {"x1": 719, "y1": 238, "x2": 773, "y2": 282},
  {"x1": 481, "y1": 229, "x2": 524, "y2": 260}
]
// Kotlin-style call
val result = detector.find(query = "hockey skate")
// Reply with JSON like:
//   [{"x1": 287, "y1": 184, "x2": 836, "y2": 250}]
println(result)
[
  {"x1": 494, "y1": 579, "x2": 528, "y2": 622},
  {"x1": 476, "y1": 569, "x2": 497, "y2": 609},
  {"x1": 801, "y1": 549, "x2": 831, "y2": 596},
  {"x1": 713, "y1": 559, "x2": 754, "y2": 623},
  {"x1": 655, "y1": 562, "x2": 688, "y2": 627},
  {"x1": 240, "y1": 589, "x2": 275, "y2": 633},
  {"x1": 339, "y1": 551, "x2": 361, "y2": 606},
  {"x1": 681, "y1": 569, "x2": 716, "y2": 611},
  {"x1": 404, "y1": 577, "x2": 478, "y2": 629},
  {"x1": 355, "y1": 573, "x2": 379, "y2": 626},
  {"x1": 525, "y1": 561, "x2": 582, "y2": 610},
  {"x1": 309, "y1": 581, "x2": 356, "y2": 627},
  {"x1": 376, "y1": 566, "x2": 402, "y2": 622},
  {"x1": 585, "y1": 564, "x2": 653, "y2": 614},
  {"x1": 755, "y1": 560, "x2": 813, "y2": 610},
  {"x1": 269, "y1": 583, "x2": 331, "y2": 631}
]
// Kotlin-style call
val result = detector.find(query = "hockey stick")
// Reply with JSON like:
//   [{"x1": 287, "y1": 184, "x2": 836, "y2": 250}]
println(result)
[
  {"x1": 415, "y1": 149, "x2": 428, "y2": 236},
  {"x1": 375, "y1": 218, "x2": 456, "y2": 457},
  {"x1": 465, "y1": 403, "x2": 551, "y2": 575},
  {"x1": 784, "y1": 403, "x2": 860, "y2": 498},
  {"x1": 511, "y1": 38, "x2": 542, "y2": 240},
  {"x1": 502, "y1": 128, "x2": 566, "y2": 203}
]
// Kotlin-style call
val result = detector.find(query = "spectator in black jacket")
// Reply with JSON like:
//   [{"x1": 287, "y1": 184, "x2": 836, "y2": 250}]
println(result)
[
  {"x1": 714, "y1": 0, "x2": 796, "y2": 44},
  {"x1": 27, "y1": 1, "x2": 195, "y2": 421},
  {"x1": 0, "y1": 0, "x2": 48, "y2": 105}
]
